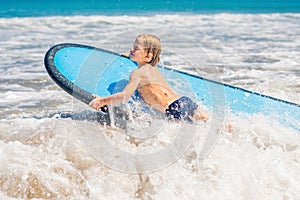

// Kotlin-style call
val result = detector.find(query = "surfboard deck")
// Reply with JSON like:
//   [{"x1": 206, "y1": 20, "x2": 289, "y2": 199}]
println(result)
[{"x1": 44, "y1": 43, "x2": 300, "y2": 132}]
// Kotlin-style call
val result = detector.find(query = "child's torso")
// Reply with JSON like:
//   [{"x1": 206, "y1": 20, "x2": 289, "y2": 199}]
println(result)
[{"x1": 137, "y1": 65, "x2": 179, "y2": 112}]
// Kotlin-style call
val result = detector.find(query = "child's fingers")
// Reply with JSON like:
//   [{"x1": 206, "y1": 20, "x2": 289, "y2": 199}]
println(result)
[
  {"x1": 121, "y1": 52, "x2": 130, "y2": 58},
  {"x1": 89, "y1": 96, "x2": 102, "y2": 110},
  {"x1": 89, "y1": 101, "x2": 99, "y2": 110},
  {"x1": 88, "y1": 99, "x2": 94, "y2": 107},
  {"x1": 89, "y1": 97, "x2": 97, "y2": 106}
]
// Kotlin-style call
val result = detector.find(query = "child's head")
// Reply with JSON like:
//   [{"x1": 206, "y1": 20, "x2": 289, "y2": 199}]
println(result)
[{"x1": 136, "y1": 34, "x2": 161, "y2": 66}]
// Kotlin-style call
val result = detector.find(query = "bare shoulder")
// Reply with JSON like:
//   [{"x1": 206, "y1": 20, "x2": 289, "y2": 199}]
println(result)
[
  {"x1": 130, "y1": 68, "x2": 142, "y2": 80},
  {"x1": 132, "y1": 64, "x2": 150, "y2": 75}
]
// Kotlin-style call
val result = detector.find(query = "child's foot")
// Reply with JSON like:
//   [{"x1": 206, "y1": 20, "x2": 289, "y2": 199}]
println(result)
[{"x1": 225, "y1": 123, "x2": 234, "y2": 133}]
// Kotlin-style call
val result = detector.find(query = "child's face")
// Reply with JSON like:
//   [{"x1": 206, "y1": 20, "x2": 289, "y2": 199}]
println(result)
[{"x1": 130, "y1": 37, "x2": 148, "y2": 66}]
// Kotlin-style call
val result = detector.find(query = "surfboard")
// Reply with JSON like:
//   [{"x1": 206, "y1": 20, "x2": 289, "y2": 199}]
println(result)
[{"x1": 44, "y1": 43, "x2": 300, "y2": 132}]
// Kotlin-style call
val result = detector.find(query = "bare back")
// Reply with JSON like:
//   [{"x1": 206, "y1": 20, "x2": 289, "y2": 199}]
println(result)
[{"x1": 135, "y1": 64, "x2": 179, "y2": 112}]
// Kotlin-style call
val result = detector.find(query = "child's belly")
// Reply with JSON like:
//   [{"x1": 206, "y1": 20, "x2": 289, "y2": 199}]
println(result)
[{"x1": 138, "y1": 84, "x2": 179, "y2": 113}]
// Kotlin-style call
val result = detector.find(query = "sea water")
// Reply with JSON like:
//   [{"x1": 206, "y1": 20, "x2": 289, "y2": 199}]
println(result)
[{"x1": 0, "y1": 1, "x2": 300, "y2": 199}]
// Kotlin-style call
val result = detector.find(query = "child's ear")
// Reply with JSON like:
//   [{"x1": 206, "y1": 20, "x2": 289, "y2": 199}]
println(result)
[{"x1": 145, "y1": 52, "x2": 153, "y2": 62}]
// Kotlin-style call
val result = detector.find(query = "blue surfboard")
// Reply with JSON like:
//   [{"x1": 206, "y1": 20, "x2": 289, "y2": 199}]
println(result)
[{"x1": 44, "y1": 43, "x2": 300, "y2": 131}]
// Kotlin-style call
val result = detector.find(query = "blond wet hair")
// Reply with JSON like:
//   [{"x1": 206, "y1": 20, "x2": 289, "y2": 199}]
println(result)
[{"x1": 137, "y1": 34, "x2": 161, "y2": 66}]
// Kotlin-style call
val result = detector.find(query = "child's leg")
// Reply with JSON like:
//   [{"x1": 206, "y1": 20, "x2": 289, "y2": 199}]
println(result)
[
  {"x1": 192, "y1": 106, "x2": 209, "y2": 122},
  {"x1": 192, "y1": 106, "x2": 234, "y2": 132}
]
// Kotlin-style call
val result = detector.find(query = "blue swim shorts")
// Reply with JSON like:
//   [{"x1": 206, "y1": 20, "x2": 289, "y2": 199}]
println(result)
[{"x1": 165, "y1": 96, "x2": 198, "y2": 122}]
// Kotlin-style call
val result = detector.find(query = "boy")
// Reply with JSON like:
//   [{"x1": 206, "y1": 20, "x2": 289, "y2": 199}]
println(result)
[{"x1": 89, "y1": 34, "x2": 209, "y2": 122}]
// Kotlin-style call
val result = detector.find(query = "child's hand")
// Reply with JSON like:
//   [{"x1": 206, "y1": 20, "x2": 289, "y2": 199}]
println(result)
[
  {"x1": 120, "y1": 52, "x2": 130, "y2": 58},
  {"x1": 89, "y1": 94, "x2": 105, "y2": 110}
]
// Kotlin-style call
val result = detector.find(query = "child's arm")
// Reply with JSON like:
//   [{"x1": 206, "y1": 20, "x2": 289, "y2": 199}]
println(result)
[{"x1": 89, "y1": 70, "x2": 140, "y2": 110}]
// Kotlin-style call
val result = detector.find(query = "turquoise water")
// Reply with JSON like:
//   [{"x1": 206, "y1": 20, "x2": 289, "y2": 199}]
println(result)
[{"x1": 1, "y1": 0, "x2": 300, "y2": 17}]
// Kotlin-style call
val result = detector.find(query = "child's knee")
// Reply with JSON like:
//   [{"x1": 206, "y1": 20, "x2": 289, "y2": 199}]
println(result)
[{"x1": 193, "y1": 108, "x2": 209, "y2": 122}]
